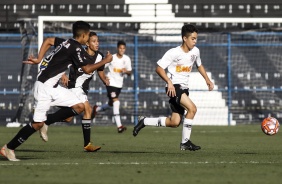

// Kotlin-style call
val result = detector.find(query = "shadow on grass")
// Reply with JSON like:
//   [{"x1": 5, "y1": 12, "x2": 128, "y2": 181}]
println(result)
[{"x1": 234, "y1": 152, "x2": 258, "y2": 155}]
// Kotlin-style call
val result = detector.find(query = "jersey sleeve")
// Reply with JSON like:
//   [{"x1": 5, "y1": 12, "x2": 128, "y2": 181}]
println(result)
[
  {"x1": 71, "y1": 45, "x2": 88, "y2": 68},
  {"x1": 195, "y1": 48, "x2": 202, "y2": 67},
  {"x1": 157, "y1": 48, "x2": 175, "y2": 69},
  {"x1": 125, "y1": 55, "x2": 132, "y2": 71},
  {"x1": 97, "y1": 52, "x2": 105, "y2": 71},
  {"x1": 54, "y1": 37, "x2": 66, "y2": 47}
]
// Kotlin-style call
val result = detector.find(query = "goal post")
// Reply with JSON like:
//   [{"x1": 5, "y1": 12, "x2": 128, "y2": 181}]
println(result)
[{"x1": 37, "y1": 16, "x2": 282, "y2": 126}]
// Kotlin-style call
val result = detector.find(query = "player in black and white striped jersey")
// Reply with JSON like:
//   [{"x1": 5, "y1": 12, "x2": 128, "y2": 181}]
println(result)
[
  {"x1": 41, "y1": 32, "x2": 109, "y2": 152},
  {"x1": 0, "y1": 21, "x2": 112, "y2": 161}
]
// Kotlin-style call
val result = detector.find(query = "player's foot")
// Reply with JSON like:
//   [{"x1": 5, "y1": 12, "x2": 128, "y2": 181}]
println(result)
[
  {"x1": 39, "y1": 123, "x2": 48, "y2": 142},
  {"x1": 133, "y1": 116, "x2": 146, "y2": 137},
  {"x1": 84, "y1": 142, "x2": 101, "y2": 152},
  {"x1": 117, "y1": 126, "x2": 127, "y2": 133},
  {"x1": 180, "y1": 140, "x2": 201, "y2": 151},
  {"x1": 0, "y1": 145, "x2": 20, "y2": 161},
  {"x1": 91, "y1": 105, "x2": 98, "y2": 119}
]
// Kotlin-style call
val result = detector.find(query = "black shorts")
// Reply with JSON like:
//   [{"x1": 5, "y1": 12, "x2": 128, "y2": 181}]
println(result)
[
  {"x1": 106, "y1": 86, "x2": 122, "y2": 99},
  {"x1": 165, "y1": 84, "x2": 189, "y2": 115}
]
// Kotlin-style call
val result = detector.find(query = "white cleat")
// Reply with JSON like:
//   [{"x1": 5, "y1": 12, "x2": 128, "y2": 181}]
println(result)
[
  {"x1": 0, "y1": 145, "x2": 20, "y2": 161},
  {"x1": 39, "y1": 123, "x2": 49, "y2": 142}
]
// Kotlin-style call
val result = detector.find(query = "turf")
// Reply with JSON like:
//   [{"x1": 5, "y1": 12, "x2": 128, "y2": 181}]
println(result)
[{"x1": 0, "y1": 125, "x2": 281, "y2": 184}]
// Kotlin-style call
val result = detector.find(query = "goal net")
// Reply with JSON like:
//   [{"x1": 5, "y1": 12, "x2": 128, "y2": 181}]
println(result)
[{"x1": 37, "y1": 16, "x2": 282, "y2": 126}]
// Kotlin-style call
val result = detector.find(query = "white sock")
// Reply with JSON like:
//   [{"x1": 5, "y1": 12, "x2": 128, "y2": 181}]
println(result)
[
  {"x1": 144, "y1": 117, "x2": 166, "y2": 127},
  {"x1": 96, "y1": 103, "x2": 111, "y2": 112},
  {"x1": 182, "y1": 118, "x2": 193, "y2": 143},
  {"x1": 113, "y1": 101, "x2": 122, "y2": 127}
]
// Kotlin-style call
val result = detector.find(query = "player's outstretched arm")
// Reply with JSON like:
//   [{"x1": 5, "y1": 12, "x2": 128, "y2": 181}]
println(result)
[
  {"x1": 197, "y1": 65, "x2": 214, "y2": 91},
  {"x1": 156, "y1": 65, "x2": 176, "y2": 97},
  {"x1": 98, "y1": 71, "x2": 110, "y2": 86},
  {"x1": 82, "y1": 51, "x2": 113, "y2": 74},
  {"x1": 23, "y1": 37, "x2": 55, "y2": 65}
]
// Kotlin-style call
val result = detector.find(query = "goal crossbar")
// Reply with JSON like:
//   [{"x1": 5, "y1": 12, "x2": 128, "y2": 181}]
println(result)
[{"x1": 38, "y1": 16, "x2": 282, "y2": 51}]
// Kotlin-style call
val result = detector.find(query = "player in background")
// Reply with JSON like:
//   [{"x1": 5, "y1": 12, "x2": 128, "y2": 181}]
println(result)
[
  {"x1": 132, "y1": 24, "x2": 214, "y2": 151},
  {"x1": 0, "y1": 21, "x2": 112, "y2": 161},
  {"x1": 39, "y1": 31, "x2": 109, "y2": 152},
  {"x1": 92, "y1": 41, "x2": 132, "y2": 133}
]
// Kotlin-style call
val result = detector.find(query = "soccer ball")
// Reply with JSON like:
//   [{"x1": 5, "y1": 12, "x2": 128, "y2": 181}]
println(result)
[{"x1": 261, "y1": 117, "x2": 280, "y2": 135}]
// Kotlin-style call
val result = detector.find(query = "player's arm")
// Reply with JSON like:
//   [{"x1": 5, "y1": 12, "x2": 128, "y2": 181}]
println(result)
[
  {"x1": 197, "y1": 65, "x2": 214, "y2": 91},
  {"x1": 122, "y1": 69, "x2": 132, "y2": 76},
  {"x1": 23, "y1": 37, "x2": 55, "y2": 64},
  {"x1": 61, "y1": 72, "x2": 69, "y2": 87},
  {"x1": 98, "y1": 70, "x2": 110, "y2": 86},
  {"x1": 81, "y1": 51, "x2": 112, "y2": 74},
  {"x1": 155, "y1": 65, "x2": 176, "y2": 97},
  {"x1": 122, "y1": 58, "x2": 132, "y2": 76}
]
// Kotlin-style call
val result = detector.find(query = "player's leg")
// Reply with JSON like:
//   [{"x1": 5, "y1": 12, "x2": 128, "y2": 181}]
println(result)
[
  {"x1": 82, "y1": 101, "x2": 101, "y2": 152},
  {"x1": 179, "y1": 93, "x2": 200, "y2": 151},
  {"x1": 1, "y1": 82, "x2": 50, "y2": 161},
  {"x1": 39, "y1": 86, "x2": 85, "y2": 142},
  {"x1": 132, "y1": 98, "x2": 183, "y2": 136},
  {"x1": 95, "y1": 86, "x2": 113, "y2": 114},
  {"x1": 112, "y1": 97, "x2": 126, "y2": 133}
]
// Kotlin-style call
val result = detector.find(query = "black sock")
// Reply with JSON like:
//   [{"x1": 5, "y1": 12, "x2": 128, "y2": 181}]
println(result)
[
  {"x1": 81, "y1": 119, "x2": 91, "y2": 147},
  {"x1": 45, "y1": 107, "x2": 79, "y2": 125},
  {"x1": 7, "y1": 123, "x2": 36, "y2": 150}
]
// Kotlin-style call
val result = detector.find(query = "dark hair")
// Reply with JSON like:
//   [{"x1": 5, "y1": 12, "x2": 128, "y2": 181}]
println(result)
[
  {"x1": 72, "y1": 21, "x2": 90, "y2": 38},
  {"x1": 181, "y1": 24, "x2": 198, "y2": 38},
  {"x1": 89, "y1": 31, "x2": 97, "y2": 37},
  {"x1": 117, "y1": 40, "x2": 126, "y2": 47}
]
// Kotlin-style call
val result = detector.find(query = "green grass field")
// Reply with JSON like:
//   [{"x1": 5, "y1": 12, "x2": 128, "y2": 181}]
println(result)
[{"x1": 0, "y1": 125, "x2": 281, "y2": 184}]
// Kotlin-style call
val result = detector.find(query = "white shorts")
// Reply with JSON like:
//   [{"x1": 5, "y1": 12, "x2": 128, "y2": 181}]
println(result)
[
  {"x1": 33, "y1": 81, "x2": 82, "y2": 122},
  {"x1": 69, "y1": 87, "x2": 88, "y2": 103}
]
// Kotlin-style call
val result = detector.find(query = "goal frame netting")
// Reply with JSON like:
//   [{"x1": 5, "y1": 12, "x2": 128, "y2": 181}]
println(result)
[{"x1": 37, "y1": 16, "x2": 282, "y2": 126}]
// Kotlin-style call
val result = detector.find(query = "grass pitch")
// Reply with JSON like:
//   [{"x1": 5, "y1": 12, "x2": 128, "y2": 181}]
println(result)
[{"x1": 0, "y1": 125, "x2": 281, "y2": 184}]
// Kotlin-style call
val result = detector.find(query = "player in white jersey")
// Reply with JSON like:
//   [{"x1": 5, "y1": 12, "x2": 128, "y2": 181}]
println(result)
[
  {"x1": 133, "y1": 24, "x2": 214, "y2": 151},
  {"x1": 92, "y1": 40, "x2": 132, "y2": 133}
]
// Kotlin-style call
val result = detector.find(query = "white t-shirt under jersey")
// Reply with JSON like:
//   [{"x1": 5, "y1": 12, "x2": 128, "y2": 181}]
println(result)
[
  {"x1": 157, "y1": 46, "x2": 202, "y2": 88},
  {"x1": 105, "y1": 53, "x2": 132, "y2": 88}
]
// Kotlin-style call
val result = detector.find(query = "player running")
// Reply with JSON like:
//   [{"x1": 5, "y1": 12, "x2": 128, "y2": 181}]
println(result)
[
  {"x1": 93, "y1": 40, "x2": 132, "y2": 133},
  {"x1": 40, "y1": 31, "x2": 109, "y2": 152},
  {"x1": 132, "y1": 24, "x2": 214, "y2": 151},
  {"x1": 0, "y1": 21, "x2": 112, "y2": 161}
]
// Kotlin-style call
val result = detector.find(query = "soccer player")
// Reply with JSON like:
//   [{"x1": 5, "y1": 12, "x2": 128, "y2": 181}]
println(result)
[
  {"x1": 41, "y1": 31, "x2": 109, "y2": 152},
  {"x1": 93, "y1": 40, "x2": 132, "y2": 133},
  {"x1": 132, "y1": 24, "x2": 214, "y2": 151},
  {"x1": 0, "y1": 21, "x2": 112, "y2": 161}
]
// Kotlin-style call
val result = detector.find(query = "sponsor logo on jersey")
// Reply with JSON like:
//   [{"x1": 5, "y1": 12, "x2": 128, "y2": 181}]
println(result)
[
  {"x1": 175, "y1": 65, "x2": 192, "y2": 72},
  {"x1": 113, "y1": 68, "x2": 122, "y2": 73}
]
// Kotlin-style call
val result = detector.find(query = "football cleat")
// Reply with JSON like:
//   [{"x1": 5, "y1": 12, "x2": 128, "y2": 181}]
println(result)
[
  {"x1": 91, "y1": 105, "x2": 98, "y2": 119},
  {"x1": 133, "y1": 116, "x2": 146, "y2": 137},
  {"x1": 117, "y1": 126, "x2": 127, "y2": 133},
  {"x1": 84, "y1": 142, "x2": 101, "y2": 152},
  {"x1": 0, "y1": 145, "x2": 20, "y2": 161},
  {"x1": 39, "y1": 123, "x2": 49, "y2": 142},
  {"x1": 180, "y1": 140, "x2": 201, "y2": 151}
]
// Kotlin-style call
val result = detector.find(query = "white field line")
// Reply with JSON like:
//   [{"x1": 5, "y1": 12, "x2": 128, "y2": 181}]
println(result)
[{"x1": 0, "y1": 161, "x2": 280, "y2": 166}]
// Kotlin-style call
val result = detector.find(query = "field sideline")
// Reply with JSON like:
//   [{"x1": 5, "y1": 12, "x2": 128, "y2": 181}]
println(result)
[{"x1": 0, "y1": 125, "x2": 281, "y2": 184}]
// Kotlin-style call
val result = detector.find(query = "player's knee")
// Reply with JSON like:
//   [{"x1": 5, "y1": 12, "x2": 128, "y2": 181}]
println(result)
[
  {"x1": 73, "y1": 103, "x2": 85, "y2": 114},
  {"x1": 170, "y1": 119, "x2": 181, "y2": 127},
  {"x1": 188, "y1": 106, "x2": 197, "y2": 116},
  {"x1": 31, "y1": 121, "x2": 44, "y2": 130}
]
